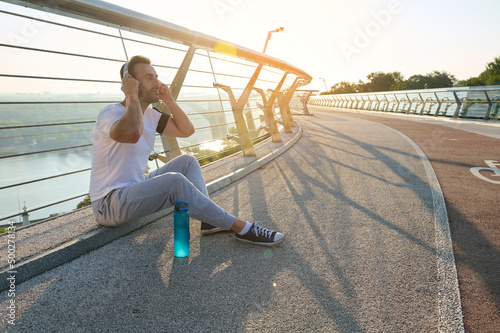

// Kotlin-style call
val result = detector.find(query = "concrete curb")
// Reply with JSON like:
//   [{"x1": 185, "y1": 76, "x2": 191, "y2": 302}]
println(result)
[{"x1": 0, "y1": 124, "x2": 302, "y2": 292}]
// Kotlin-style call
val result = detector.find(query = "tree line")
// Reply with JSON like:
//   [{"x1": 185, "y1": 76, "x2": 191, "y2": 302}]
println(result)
[{"x1": 321, "y1": 56, "x2": 500, "y2": 95}]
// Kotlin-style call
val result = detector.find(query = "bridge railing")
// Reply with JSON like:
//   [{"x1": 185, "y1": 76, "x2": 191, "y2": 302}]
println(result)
[
  {"x1": 309, "y1": 87, "x2": 500, "y2": 120},
  {"x1": 0, "y1": 0, "x2": 311, "y2": 224}
]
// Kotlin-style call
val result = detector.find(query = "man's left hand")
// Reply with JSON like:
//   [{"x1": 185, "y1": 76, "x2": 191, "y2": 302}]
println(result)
[{"x1": 159, "y1": 83, "x2": 174, "y2": 103}]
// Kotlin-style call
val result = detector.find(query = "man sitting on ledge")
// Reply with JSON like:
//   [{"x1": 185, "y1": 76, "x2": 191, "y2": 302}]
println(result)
[{"x1": 89, "y1": 55, "x2": 284, "y2": 247}]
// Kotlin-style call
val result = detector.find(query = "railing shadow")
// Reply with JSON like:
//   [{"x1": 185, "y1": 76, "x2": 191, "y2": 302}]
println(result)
[
  {"x1": 304, "y1": 120, "x2": 444, "y2": 256},
  {"x1": 242, "y1": 164, "x2": 362, "y2": 331},
  {"x1": 311, "y1": 108, "x2": 500, "y2": 329}
]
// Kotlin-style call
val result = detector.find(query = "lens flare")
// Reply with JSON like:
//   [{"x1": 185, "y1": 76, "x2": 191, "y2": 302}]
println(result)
[
  {"x1": 263, "y1": 248, "x2": 273, "y2": 259},
  {"x1": 214, "y1": 41, "x2": 237, "y2": 56}
]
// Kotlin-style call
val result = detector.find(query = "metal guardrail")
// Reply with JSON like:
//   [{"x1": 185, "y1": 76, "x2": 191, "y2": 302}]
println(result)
[
  {"x1": 0, "y1": 0, "x2": 312, "y2": 224},
  {"x1": 309, "y1": 88, "x2": 500, "y2": 120}
]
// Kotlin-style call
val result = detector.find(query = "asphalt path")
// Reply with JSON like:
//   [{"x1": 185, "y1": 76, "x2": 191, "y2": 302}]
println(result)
[
  {"x1": 0, "y1": 109, "x2": 468, "y2": 332},
  {"x1": 312, "y1": 107, "x2": 500, "y2": 332}
]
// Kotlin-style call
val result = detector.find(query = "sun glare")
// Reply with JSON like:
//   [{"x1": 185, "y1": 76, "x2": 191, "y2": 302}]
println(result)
[{"x1": 199, "y1": 140, "x2": 226, "y2": 152}]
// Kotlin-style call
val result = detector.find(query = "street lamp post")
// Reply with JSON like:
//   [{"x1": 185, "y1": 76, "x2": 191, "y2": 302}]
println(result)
[
  {"x1": 319, "y1": 77, "x2": 328, "y2": 92},
  {"x1": 263, "y1": 27, "x2": 284, "y2": 53}
]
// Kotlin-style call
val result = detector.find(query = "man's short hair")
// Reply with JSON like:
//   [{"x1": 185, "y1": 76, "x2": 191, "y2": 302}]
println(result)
[{"x1": 120, "y1": 55, "x2": 151, "y2": 79}]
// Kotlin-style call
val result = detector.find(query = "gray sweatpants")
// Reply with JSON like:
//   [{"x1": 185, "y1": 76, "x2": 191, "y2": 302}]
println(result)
[{"x1": 91, "y1": 154, "x2": 236, "y2": 229}]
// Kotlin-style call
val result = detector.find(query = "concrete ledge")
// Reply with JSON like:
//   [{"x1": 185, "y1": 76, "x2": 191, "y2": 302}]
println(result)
[
  {"x1": 0, "y1": 207, "x2": 173, "y2": 292},
  {"x1": 0, "y1": 123, "x2": 302, "y2": 292}
]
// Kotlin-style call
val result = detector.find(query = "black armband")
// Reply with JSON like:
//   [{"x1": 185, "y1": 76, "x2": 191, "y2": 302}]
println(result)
[{"x1": 156, "y1": 113, "x2": 170, "y2": 134}]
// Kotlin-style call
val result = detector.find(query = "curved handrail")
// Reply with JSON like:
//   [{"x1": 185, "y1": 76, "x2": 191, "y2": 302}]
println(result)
[{"x1": 310, "y1": 87, "x2": 500, "y2": 120}]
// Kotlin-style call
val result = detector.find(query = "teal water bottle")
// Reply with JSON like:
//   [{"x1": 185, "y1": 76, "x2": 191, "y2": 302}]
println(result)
[{"x1": 174, "y1": 201, "x2": 190, "y2": 257}]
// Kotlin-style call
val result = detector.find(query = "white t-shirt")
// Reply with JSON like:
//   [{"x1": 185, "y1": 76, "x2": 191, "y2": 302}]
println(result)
[{"x1": 89, "y1": 103, "x2": 163, "y2": 201}]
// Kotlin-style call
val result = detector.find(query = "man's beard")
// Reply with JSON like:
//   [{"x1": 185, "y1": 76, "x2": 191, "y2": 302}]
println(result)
[{"x1": 139, "y1": 89, "x2": 160, "y2": 104}]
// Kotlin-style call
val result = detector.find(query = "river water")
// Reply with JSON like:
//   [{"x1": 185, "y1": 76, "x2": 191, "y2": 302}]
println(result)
[{"x1": 0, "y1": 149, "x2": 93, "y2": 223}]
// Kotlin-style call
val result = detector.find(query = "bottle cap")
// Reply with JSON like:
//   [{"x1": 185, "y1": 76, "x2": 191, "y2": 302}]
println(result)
[{"x1": 174, "y1": 201, "x2": 188, "y2": 212}]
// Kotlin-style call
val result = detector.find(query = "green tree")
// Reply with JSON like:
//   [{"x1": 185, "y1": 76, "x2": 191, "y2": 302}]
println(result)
[
  {"x1": 397, "y1": 74, "x2": 426, "y2": 90},
  {"x1": 76, "y1": 194, "x2": 91, "y2": 209},
  {"x1": 428, "y1": 70, "x2": 456, "y2": 88},
  {"x1": 329, "y1": 81, "x2": 358, "y2": 94},
  {"x1": 456, "y1": 77, "x2": 484, "y2": 87},
  {"x1": 456, "y1": 57, "x2": 500, "y2": 87},
  {"x1": 321, "y1": 56, "x2": 499, "y2": 94},
  {"x1": 401, "y1": 71, "x2": 455, "y2": 90},
  {"x1": 478, "y1": 56, "x2": 500, "y2": 86},
  {"x1": 358, "y1": 71, "x2": 404, "y2": 92}
]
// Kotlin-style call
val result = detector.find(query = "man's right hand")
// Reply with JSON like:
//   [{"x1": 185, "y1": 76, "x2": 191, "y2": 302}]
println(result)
[
  {"x1": 113, "y1": 73, "x2": 144, "y2": 143},
  {"x1": 121, "y1": 73, "x2": 140, "y2": 98}
]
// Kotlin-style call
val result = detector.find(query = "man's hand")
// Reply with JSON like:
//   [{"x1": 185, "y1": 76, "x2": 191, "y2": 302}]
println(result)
[
  {"x1": 112, "y1": 73, "x2": 143, "y2": 143},
  {"x1": 158, "y1": 81, "x2": 195, "y2": 138},
  {"x1": 121, "y1": 73, "x2": 140, "y2": 98},
  {"x1": 159, "y1": 82, "x2": 174, "y2": 103}
]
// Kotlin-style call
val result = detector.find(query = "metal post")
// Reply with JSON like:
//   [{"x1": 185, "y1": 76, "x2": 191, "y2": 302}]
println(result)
[
  {"x1": 154, "y1": 45, "x2": 197, "y2": 161},
  {"x1": 214, "y1": 64, "x2": 263, "y2": 156},
  {"x1": 493, "y1": 95, "x2": 500, "y2": 118},
  {"x1": 384, "y1": 95, "x2": 389, "y2": 112},
  {"x1": 253, "y1": 87, "x2": 268, "y2": 106},
  {"x1": 395, "y1": 94, "x2": 401, "y2": 113},
  {"x1": 277, "y1": 92, "x2": 286, "y2": 126},
  {"x1": 484, "y1": 91, "x2": 492, "y2": 120},
  {"x1": 263, "y1": 31, "x2": 272, "y2": 53},
  {"x1": 252, "y1": 87, "x2": 270, "y2": 132},
  {"x1": 301, "y1": 91, "x2": 313, "y2": 115},
  {"x1": 419, "y1": 94, "x2": 426, "y2": 115},
  {"x1": 263, "y1": 27, "x2": 284, "y2": 53},
  {"x1": 266, "y1": 72, "x2": 288, "y2": 142},
  {"x1": 319, "y1": 77, "x2": 328, "y2": 92},
  {"x1": 452, "y1": 91, "x2": 462, "y2": 118},
  {"x1": 278, "y1": 77, "x2": 300, "y2": 132},
  {"x1": 374, "y1": 96, "x2": 380, "y2": 111},
  {"x1": 405, "y1": 94, "x2": 412, "y2": 114},
  {"x1": 433, "y1": 92, "x2": 442, "y2": 117},
  {"x1": 213, "y1": 84, "x2": 255, "y2": 156},
  {"x1": 235, "y1": 64, "x2": 263, "y2": 111}
]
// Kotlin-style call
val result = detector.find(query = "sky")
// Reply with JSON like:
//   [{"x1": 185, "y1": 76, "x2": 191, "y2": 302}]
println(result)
[
  {"x1": 102, "y1": 0, "x2": 500, "y2": 92},
  {"x1": 1, "y1": 0, "x2": 499, "y2": 93}
]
